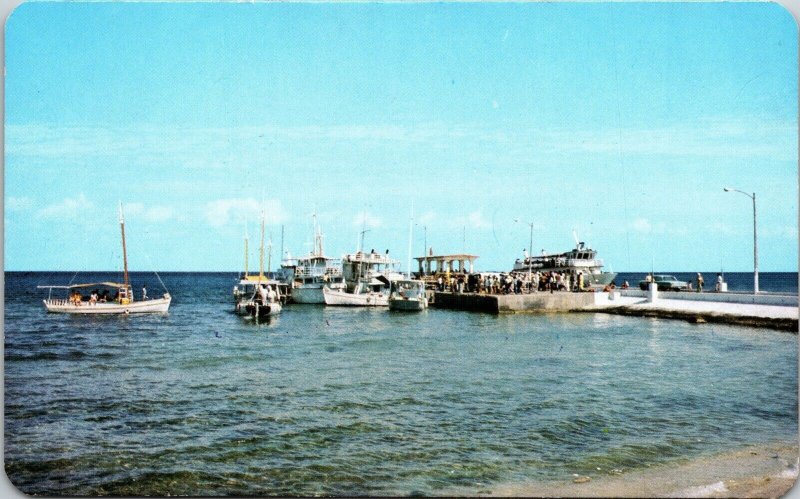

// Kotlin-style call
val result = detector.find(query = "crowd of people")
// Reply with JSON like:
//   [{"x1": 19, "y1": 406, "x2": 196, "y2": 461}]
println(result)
[{"x1": 433, "y1": 270, "x2": 595, "y2": 295}]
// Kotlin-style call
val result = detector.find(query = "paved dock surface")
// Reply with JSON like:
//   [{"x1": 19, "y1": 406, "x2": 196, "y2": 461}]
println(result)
[{"x1": 433, "y1": 291, "x2": 798, "y2": 331}]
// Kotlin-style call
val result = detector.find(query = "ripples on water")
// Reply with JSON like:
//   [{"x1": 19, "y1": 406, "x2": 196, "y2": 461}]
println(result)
[{"x1": 5, "y1": 272, "x2": 798, "y2": 495}]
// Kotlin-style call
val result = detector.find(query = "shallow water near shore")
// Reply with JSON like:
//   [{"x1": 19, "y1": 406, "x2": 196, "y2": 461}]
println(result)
[{"x1": 5, "y1": 272, "x2": 798, "y2": 495}]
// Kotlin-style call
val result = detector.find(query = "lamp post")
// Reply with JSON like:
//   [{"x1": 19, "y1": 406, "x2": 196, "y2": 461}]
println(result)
[
  {"x1": 723, "y1": 187, "x2": 758, "y2": 294},
  {"x1": 514, "y1": 219, "x2": 534, "y2": 290},
  {"x1": 415, "y1": 224, "x2": 427, "y2": 274}
]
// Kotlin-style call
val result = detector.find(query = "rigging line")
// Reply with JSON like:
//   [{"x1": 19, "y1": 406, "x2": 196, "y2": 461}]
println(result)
[
  {"x1": 609, "y1": 3, "x2": 632, "y2": 270},
  {"x1": 142, "y1": 246, "x2": 170, "y2": 294}
]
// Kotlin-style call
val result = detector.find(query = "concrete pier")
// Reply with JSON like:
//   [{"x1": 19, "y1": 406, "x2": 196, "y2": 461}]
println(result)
[{"x1": 432, "y1": 291, "x2": 798, "y2": 332}]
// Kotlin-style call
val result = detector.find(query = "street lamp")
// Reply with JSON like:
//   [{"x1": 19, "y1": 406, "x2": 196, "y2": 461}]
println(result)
[
  {"x1": 415, "y1": 224, "x2": 427, "y2": 274},
  {"x1": 723, "y1": 187, "x2": 758, "y2": 294},
  {"x1": 514, "y1": 219, "x2": 534, "y2": 290}
]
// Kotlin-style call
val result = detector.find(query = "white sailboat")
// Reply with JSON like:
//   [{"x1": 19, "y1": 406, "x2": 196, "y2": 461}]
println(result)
[
  {"x1": 38, "y1": 204, "x2": 171, "y2": 314},
  {"x1": 233, "y1": 212, "x2": 283, "y2": 318}
]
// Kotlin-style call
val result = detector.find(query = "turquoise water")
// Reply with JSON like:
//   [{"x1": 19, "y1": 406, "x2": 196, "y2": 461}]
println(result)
[{"x1": 5, "y1": 272, "x2": 798, "y2": 495}]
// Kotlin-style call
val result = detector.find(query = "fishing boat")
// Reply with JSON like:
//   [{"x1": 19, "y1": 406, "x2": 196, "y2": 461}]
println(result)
[
  {"x1": 38, "y1": 205, "x2": 171, "y2": 314},
  {"x1": 388, "y1": 207, "x2": 428, "y2": 311},
  {"x1": 512, "y1": 235, "x2": 617, "y2": 289},
  {"x1": 388, "y1": 279, "x2": 428, "y2": 311},
  {"x1": 323, "y1": 228, "x2": 402, "y2": 307},
  {"x1": 233, "y1": 213, "x2": 284, "y2": 318},
  {"x1": 291, "y1": 214, "x2": 345, "y2": 304}
]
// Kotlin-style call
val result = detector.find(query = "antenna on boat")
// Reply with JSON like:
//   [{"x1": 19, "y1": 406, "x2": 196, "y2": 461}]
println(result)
[
  {"x1": 280, "y1": 225, "x2": 285, "y2": 265},
  {"x1": 118, "y1": 202, "x2": 129, "y2": 290},
  {"x1": 573, "y1": 229, "x2": 580, "y2": 247}
]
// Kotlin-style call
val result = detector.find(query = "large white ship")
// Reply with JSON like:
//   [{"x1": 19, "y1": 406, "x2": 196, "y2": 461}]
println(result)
[{"x1": 512, "y1": 240, "x2": 616, "y2": 288}]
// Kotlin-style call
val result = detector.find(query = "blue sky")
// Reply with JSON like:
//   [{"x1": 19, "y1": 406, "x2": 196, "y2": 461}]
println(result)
[{"x1": 5, "y1": 2, "x2": 798, "y2": 272}]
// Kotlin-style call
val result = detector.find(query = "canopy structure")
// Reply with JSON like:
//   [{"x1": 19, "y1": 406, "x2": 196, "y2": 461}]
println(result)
[
  {"x1": 37, "y1": 282, "x2": 128, "y2": 290},
  {"x1": 414, "y1": 253, "x2": 479, "y2": 275}
]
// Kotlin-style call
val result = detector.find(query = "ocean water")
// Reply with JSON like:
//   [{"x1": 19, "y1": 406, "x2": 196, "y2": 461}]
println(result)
[
  {"x1": 5, "y1": 272, "x2": 798, "y2": 496},
  {"x1": 614, "y1": 271, "x2": 798, "y2": 294}
]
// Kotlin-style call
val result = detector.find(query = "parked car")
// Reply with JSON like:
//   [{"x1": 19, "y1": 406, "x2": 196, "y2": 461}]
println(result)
[{"x1": 638, "y1": 275, "x2": 689, "y2": 291}]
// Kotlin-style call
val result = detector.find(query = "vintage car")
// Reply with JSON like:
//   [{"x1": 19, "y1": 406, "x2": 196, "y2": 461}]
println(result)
[{"x1": 638, "y1": 274, "x2": 689, "y2": 291}]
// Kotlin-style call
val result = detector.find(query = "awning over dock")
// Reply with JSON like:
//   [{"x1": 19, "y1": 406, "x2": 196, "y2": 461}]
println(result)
[{"x1": 415, "y1": 253, "x2": 478, "y2": 275}]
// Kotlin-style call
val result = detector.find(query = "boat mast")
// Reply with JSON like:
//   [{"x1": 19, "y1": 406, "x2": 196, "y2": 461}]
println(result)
[
  {"x1": 244, "y1": 222, "x2": 249, "y2": 278},
  {"x1": 267, "y1": 234, "x2": 273, "y2": 273},
  {"x1": 407, "y1": 204, "x2": 413, "y2": 279},
  {"x1": 118, "y1": 203, "x2": 130, "y2": 290},
  {"x1": 259, "y1": 211, "x2": 265, "y2": 279}
]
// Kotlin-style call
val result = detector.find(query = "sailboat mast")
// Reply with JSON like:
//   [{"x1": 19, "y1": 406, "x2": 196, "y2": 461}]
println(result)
[
  {"x1": 244, "y1": 223, "x2": 249, "y2": 278},
  {"x1": 267, "y1": 234, "x2": 273, "y2": 273},
  {"x1": 259, "y1": 212, "x2": 265, "y2": 279},
  {"x1": 118, "y1": 203, "x2": 130, "y2": 289}
]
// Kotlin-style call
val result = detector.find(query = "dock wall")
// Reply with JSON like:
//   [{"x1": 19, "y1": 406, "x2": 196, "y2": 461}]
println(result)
[
  {"x1": 432, "y1": 292, "x2": 596, "y2": 313},
  {"x1": 619, "y1": 290, "x2": 797, "y2": 307}
]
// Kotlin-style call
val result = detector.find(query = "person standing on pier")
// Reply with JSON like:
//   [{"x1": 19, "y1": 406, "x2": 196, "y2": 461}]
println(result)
[{"x1": 696, "y1": 273, "x2": 704, "y2": 293}]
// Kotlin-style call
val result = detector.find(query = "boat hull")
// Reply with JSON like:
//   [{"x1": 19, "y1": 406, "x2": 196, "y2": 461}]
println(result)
[
  {"x1": 388, "y1": 297, "x2": 428, "y2": 311},
  {"x1": 244, "y1": 301, "x2": 282, "y2": 318},
  {"x1": 323, "y1": 287, "x2": 388, "y2": 306},
  {"x1": 43, "y1": 297, "x2": 171, "y2": 314},
  {"x1": 290, "y1": 286, "x2": 325, "y2": 304},
  {"x1": 292, "y1": 283, "x2": 345, "y2": 304},
  {"x1": 585, "y1": 272, "x2": 617, "y2": 288}
]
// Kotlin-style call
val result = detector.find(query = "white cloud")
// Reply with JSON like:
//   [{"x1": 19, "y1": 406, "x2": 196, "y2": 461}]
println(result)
[
  {"x1": 205, "y1": 198, "x2": 287, "y2": 228},
  {"x1": 37, "y1": 193, "x2": 94, "y2": 219},
  {"x1": 353, "y1": 211, "x2": 383, "y2": 228},
  {"x1": 6, "y1": 196, "x2": 32, "y2": 211},
  {"x1": 631, "y1": 217, "x2": 652, "y2": 233},
  {"x1": 125, "y1": 202, "x2": 175, "y2": 223},
  {"x1": 416, "y1": 211, "x2": 437, "y2": 226},
  {"x1": 455, "y1": 210, "x2": 491, "y2": 229}
]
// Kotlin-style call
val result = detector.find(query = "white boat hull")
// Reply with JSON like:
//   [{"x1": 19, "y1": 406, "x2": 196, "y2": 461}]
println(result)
[
  {"x1": 323, "y1": 287, "x2": 388, "y2": 306},
  {"x1": 43, "y1": 296, "x2": 171, "y2": 314},
  {"x1": 292, "y1": 283, "x2": 345, "y2": 304},
  {"x1": 388, "y1": 297, "x2": 428, "y2": 311},
  {"x1": 291, "y1": 286, "x2": 325, "y2": 304}
]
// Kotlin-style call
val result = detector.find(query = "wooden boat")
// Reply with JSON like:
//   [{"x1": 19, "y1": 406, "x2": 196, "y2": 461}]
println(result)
[{"x1": 38, "y1": 205, "x2": 171, "y2": 314}]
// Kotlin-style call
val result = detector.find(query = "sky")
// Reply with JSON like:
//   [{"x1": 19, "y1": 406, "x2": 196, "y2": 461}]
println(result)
[{"x1": 4, "y1": 1, "x2": 798, "y2": 273}]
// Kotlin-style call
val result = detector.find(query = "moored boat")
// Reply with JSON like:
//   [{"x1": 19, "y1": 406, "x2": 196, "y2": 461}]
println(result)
[
  {"x1": 233, "y1": 212, "x2": 285, "y2": 317},
  {"x1": 291, "y1": 214, "x2": 345, "y2": 304},
  {"x1": 322, "y1": 283, "x2": 388, "y2": 306},
  {"x1": 512, "y1": 238, "x2": 616, "y2": 289},
  {"x1": 388, "y1": 279, "x2": 428, "y2": 311}
]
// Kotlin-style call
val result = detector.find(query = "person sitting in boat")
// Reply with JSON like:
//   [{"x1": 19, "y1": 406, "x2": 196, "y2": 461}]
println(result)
[
  {"x1": 142, "y1": 285, "x2": 148, "y2": 301},
  {"x1": 71, "y1": 290, "x2": 83, "y2": 305},
  {"x1": 100, "y1": 290, "x2": 109, "y2": 302},
  {"x1": 267, "y1": 285, "x2": 277, "y2": 303},
  {"x1": 89, "y1": 290, "x2": 99, "y2": 305},
  {"x1": 258, "y1": 284, "x2": 269, "y2": 304}
]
